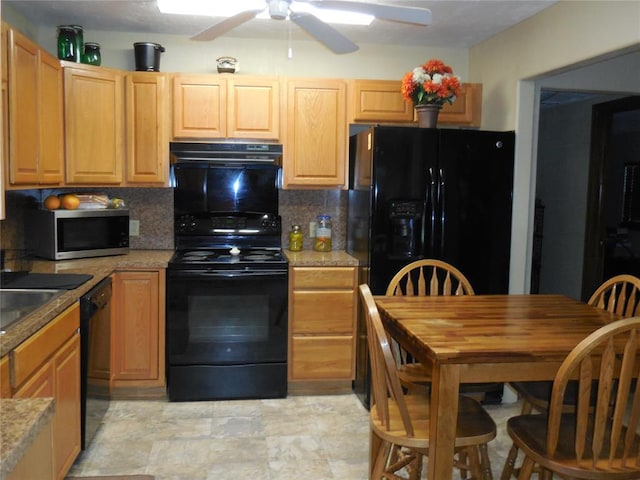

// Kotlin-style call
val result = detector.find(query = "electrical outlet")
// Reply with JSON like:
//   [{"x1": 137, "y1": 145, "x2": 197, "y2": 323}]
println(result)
[{"x1": 129, "y1": 220, "x2": 140, "y2": 236}]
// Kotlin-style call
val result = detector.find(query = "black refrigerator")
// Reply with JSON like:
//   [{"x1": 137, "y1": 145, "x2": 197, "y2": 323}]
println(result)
[{"x1": 348, "y1": 126, "x2": 515, "y2": 408}]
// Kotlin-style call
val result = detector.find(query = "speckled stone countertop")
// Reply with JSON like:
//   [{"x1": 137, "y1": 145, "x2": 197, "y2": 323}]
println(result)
[
  {"x1": 0, "y1": 397, "x2": 55, "y2": 478},
  {"x1": 0, "y1": 250, "x2": 174, "y2": 357},
  {"x1": 284, "y1": 250, "x2": 358, "y2": 267}
]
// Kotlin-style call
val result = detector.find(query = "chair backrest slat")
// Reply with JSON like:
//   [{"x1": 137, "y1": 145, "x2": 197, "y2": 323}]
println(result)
[
  {"x1": 386, "y1": 259, "x2": 474, "y2": 297},
  {"x1": 546, "y1": 317, "x2": 640, "y2": 469},
  {"x1": 588, "y1": 275, "x2": 640, "y2": 317}
]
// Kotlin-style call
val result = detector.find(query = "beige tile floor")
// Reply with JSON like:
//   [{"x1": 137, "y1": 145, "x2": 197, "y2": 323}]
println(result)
[{"x1": 66, "y1": 394, "x2": 523, "y2": 480}]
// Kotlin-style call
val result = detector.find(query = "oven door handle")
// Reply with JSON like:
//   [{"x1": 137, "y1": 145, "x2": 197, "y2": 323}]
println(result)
[{"x1": 169, "y1": 269, "x2": 288, "y2": 278}]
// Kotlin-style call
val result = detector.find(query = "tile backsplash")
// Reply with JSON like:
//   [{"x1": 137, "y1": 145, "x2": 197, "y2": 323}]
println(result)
[{"x1": 0, "y1": 187, "x2": 348, "y2": 257}]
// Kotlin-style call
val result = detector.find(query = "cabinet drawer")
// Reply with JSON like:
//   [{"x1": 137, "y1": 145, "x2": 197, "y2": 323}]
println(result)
[
  {"x1": 291, "y1": 291, "x2": 354, "y2": 334},
  {"x1": 0, "y1": 355, "x2": 11, "y2": 398},
  {"x1": 12, "y1": 303, "x2": 79, "y2": 387},
  {"x1": 290, "y1": 336, "x2": 353, "y2": 380},
  {"x1": 292, "y1": 267, "x2": 355, "y2": 289}
]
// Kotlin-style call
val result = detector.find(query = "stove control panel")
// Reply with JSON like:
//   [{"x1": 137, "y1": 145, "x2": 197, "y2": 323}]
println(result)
[{"x1": 175, "y1": 213, "x2": 281, "y2": 234}]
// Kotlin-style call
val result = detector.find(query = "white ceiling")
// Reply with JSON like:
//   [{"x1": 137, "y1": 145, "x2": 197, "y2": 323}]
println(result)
[{"x1": 3, "y1": 0, "x2": 558, "y2": 49}]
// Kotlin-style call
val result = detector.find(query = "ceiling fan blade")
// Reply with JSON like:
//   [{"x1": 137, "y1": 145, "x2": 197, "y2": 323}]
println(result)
[
  {"x1": 290, "y1": 12, "x2": 359, "y2": 54},
  {"x1": 190, "y1": 8, "x2": 264, "y2": 41},
  {"x1": 310, "y1": 1, "x2": 432, "y2": 26}
]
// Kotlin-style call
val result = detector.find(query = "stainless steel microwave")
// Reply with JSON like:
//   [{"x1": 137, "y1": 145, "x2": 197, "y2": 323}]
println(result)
[{"x1": 27, "y1": 209, "x2": 130, "y2": 260}]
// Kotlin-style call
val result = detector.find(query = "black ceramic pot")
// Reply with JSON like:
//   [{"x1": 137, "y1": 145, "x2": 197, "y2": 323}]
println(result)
[{"x1": 133, "y1": 42, "x2": 165, "y2": 71}]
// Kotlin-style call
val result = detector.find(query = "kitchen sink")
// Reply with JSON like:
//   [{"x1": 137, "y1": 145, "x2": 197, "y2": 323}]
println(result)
[{"x1": 0, "y1": 288, "x2": 64, "y2": 332}]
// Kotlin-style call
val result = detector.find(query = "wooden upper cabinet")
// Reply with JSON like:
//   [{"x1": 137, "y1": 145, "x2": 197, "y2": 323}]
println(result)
[
  {"x1": 227, "y1": 76, "x2": 279, "y2": 139},
  {"x1": 125, "y1": 72, "x2": 170, "y2": 185},
  {"x1": 282, "y1": 78, "x2": 347, "y2": 189},
  {"x1": 5, "y1": 25, "x2": 63, "y2": 186},
  {"x1": 349, "y1": 79, "x2": 414, "y2": 123},
  {"x1": 439, "y1": 83, "x2": 483, "y2": 127},
  {"x1": 172, "y1": 74, "x2": 280, "y2": 140},
  {"x1": 172, "y1": 74, "x2": 226, "y2": 138},
  {"x1": 64, "y1": 62, "x2": 123, "y2": 184},
  {"x1": 350, "y1": 79, "x2": 483, "y2": 128}
]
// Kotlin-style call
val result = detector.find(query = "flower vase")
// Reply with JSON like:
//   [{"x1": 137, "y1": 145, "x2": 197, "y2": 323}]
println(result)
[{"x1": 415, "y1": 104, "x2": 442, "y2": 128}]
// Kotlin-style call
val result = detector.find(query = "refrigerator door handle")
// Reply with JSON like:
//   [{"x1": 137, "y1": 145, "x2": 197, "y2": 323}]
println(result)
[
  {"x1": 439, "y1": 168, "x2": 446, "y2": 257},
  {"x1": 427, "y1": 167, "x2": 437, "y2": 253}
]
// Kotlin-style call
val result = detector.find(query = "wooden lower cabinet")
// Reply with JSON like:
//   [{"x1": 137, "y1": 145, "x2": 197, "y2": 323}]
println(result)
[
  {"x1": 0, "y1": 354, "x2": 11, "y2": 397},
  {"x1": 11, "y1": 303, "x2": 80, "y2": 480},
  {"x1": 7, "y1": 420, "x2": 54, "y2": 480},
  {"x1": 288, "y1": 266, "x2": 357, "y2": 393},
  {"x1": 111, "y1": 269, "x2": 166, "y2": 397}
]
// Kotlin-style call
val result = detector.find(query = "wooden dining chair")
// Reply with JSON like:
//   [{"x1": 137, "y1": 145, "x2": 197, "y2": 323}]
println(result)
[
  {"x1": 504, "y1": 316, "x2": 640, "y2": 480},
  {"x1": 385, "y1": 259, "x2": 483, "y2": 395},
  {"x1": 503, "y1": 274, "x2": 640, "y2": 479},
  {"x1": 359, "y1": 284, "x2": 496, "y2": 480}
]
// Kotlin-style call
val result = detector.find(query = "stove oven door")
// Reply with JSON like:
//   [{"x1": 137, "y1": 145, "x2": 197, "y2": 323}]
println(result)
[{"x1": 166, "y1": 267, "x2": 288, "y2": 401}]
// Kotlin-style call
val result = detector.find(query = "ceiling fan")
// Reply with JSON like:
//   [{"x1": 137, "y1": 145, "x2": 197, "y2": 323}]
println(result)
[{"x1": 189, "y1": 0, "x2": 432, "y2": 54}]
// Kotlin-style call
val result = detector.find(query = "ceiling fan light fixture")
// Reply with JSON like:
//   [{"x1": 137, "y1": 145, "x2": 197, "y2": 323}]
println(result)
[{"x1": 268, "y1": 0, "x2": 291, "y2": 20}]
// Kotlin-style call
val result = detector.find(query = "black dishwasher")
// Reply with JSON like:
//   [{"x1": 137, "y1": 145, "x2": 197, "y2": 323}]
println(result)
[{"x1": 80, "y1": 276, "x2": 112, "y2": 450}]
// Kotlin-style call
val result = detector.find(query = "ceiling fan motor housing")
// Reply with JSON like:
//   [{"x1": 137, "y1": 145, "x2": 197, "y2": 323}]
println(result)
[{"x1": 268, "y1": 0, "x2": 291, "y2": 20}]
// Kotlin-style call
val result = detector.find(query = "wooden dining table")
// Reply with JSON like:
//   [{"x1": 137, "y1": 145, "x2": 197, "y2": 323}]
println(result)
[{"x1": 373, "y1": 294, "x2": 621, "y2": 480}]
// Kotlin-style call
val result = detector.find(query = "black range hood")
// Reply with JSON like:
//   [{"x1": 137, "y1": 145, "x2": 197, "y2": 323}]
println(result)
[{"x1": 170, "y1": 142, "x2": 283, "y2": 165}]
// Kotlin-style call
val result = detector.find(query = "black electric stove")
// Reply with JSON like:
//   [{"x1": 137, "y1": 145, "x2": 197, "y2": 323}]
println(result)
[{"x1": 166, "y1": 146, "x2": 288, "y2": 402}]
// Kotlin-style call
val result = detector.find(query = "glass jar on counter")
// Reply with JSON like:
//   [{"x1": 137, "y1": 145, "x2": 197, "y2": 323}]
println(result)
[
  {"x1": 288, "y1": 225, "x2": 303, "y2": 252},
  {"x1": 82, "y1": 42, "x2": 101, "y2": 66},
  {"x1": 314, "y1": 215, "x2": 332, "y2": 252}
]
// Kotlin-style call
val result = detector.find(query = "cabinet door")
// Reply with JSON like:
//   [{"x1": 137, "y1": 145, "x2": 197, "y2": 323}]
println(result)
[
  {"x1": 350, "y1": 79, "x2": 414, "y2": 123},
  {"x1": 7, "y1": 27, "x2": 39, "y2": 184},
  {"x1": 283, "y1": 78, "x2": 347, "y2": 189},
  {"x1": 227, "y1": 76, "x2": 279, "y2": 139},
  {"x1": 112, "y1": 271, "x2": 164, "y2": 385},
  {"x1": 173, "y1": 74, "x2": 226, "y2": 138},
  {"x1": 5, "y1": 26, "x2": 63, "y2": 186},
  {"x1": 125, "y1": 72, "x2": 169, "y2": 184},
  {"x1": 64, "y1": 63, "x2": 123, "y2": 184},
  {"x1": 439, "y1": 83, "x2": 483, "y2": 127},
  {"x1": 38, "y1": 52, "x2": 64, "y2": 184},
  {"x1": 52, "y1": 334, "x2": 81, "y2": 479}
]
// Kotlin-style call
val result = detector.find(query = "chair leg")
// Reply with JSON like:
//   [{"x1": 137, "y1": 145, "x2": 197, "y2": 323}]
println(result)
[
  {"x1": 516, "y1": 456, "x2": 535, "y2": 480},
  {"x1": 371, "y1": 440, "x2": 392, "y2": 479},
  {"x1": 457, "y1": 449, "x2": 469, "y2": 479},
  {"x1": 500, "y1": 444, "x2": 520, "y2": 480},
  {"x1": 478, "y1": 443, "x2": 493, "y2": 480},
  {"x1": 501, "y1": 399, "x2": 535, "y2": 480}
]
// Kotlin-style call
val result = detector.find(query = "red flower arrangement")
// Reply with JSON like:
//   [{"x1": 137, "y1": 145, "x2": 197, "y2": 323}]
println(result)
[{"x1": 401, "y1": 59, "x2": 461, "y2": 107}]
